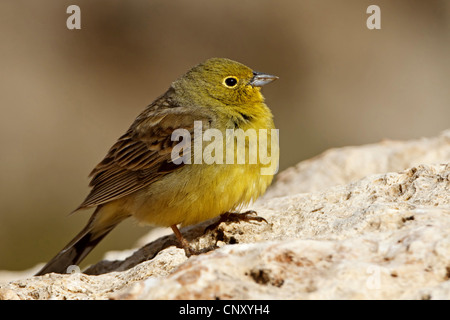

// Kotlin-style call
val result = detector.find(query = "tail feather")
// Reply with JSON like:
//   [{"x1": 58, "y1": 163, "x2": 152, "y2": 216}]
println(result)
[
  {"x1": 35, "y1": 227, "x2": 114, "y2": 276},
  {"x1": 35, "y1": 206, "x2": 125, "y2": 276}
]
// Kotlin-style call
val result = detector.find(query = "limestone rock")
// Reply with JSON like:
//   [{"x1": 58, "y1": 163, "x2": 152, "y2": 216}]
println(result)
[
  {"x1": 263, "y1": 129, "x2": 450, "y2": 198},
  {"x1": 0, "y1": 132, "x2": 449, "y2": 300}
]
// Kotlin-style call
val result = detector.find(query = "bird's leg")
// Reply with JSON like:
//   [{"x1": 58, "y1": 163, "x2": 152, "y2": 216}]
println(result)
[
  {"x1": 170, "y1": 224, "x2": 200, "y2": 257},
  {"x1": 204, "y1": 210, "x2": 268, "y2": 233}
]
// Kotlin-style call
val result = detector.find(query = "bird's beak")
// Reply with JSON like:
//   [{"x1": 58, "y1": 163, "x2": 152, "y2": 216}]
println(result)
[{"x1": 249, "y1": 71, "x2": 279, "y2": 87}]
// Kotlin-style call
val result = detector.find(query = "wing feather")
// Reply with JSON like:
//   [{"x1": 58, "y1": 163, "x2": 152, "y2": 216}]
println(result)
[{"x1": 76, "y1": 92, "x2": 215, "y2": 210}]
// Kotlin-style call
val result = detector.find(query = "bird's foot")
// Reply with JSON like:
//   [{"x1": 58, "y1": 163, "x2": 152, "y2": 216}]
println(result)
[
  {"x1": 204, "y1": 210, "x2": 268, "y2": 234},
  {"x1": 171, "y1": 224, "x2": 202, "y2": 257}
]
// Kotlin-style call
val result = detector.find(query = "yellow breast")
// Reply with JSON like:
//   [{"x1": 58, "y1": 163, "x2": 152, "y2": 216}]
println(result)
[{"x1": 116, "y1": 105, "x2": 278, "y2": 227}]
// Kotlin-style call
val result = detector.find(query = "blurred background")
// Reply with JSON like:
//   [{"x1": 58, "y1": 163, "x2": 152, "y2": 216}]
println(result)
[{"x1": 0, "y1": 0, "x2": 449, "y2": 271}]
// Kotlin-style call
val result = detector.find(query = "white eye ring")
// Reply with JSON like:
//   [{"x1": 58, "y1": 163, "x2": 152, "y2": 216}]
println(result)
[{"x1": 223, "y1": 76, "x2": 238, "y2": 88}]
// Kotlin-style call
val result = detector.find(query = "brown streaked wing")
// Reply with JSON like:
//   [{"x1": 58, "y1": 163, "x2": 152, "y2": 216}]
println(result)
[{"x1": 76, "y1": 96, "x2": 215, "y2": 211}]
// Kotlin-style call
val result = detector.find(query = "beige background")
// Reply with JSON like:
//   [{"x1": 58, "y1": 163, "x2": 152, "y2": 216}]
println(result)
[{"x1": 0, "y1": 0, "x2": 449, "y2": 270}]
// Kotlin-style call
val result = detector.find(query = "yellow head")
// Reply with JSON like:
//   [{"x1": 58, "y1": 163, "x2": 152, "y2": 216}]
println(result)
[{"x1": 171, "y1": 58, "x2": 278, "y2": 111}]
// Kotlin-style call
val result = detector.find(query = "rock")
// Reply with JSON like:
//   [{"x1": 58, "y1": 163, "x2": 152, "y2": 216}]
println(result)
[
  {"x1": 111, "y1": 163, "x2": 450, "y2": 300},
  {"x1": 263, "y1": 129, "x2": 450, "y2": 198},
  {"x1": 0, "y1": 132, "x2": 449, "y2": 300}
]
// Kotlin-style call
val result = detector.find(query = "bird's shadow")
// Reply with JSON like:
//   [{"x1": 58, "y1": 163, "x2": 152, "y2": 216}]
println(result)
[
  {"x1": 83, "y1": 217, "x2": 221, "y2": 275},
  {"x1": 83, "y1": 210, "x2": 271, "y2": 275}
]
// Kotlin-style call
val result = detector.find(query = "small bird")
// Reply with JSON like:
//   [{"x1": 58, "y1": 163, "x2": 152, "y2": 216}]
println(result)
[{"x1": 36, "y1": 58, "x2": 279, "y2": 275}]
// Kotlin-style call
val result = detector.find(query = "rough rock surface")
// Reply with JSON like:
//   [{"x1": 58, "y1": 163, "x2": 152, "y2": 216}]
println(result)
[
  {"x1": 263, "y1": 130, "x2": 450, "y2": 198},
  {"x1": 0, "y1": 132, "x2": 449, "y2": 300}
]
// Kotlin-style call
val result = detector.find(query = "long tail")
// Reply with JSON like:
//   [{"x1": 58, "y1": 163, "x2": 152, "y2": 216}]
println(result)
[{"x1": 35, "y1": 207, "x2": 125, "y2": 276}]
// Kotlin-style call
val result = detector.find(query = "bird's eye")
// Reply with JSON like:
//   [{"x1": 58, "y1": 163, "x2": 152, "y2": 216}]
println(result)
[{"x1": 223, "y1": 76, "x2": 238, "y2": 88}]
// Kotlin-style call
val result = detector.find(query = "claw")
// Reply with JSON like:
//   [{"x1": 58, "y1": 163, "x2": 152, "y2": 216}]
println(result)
[
  {"x1": 171, "y1": 224, "x2": 201, "y2": 257},
  {"x1": 204, "y1": 210, "x2": 268, "y2": 234}
]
